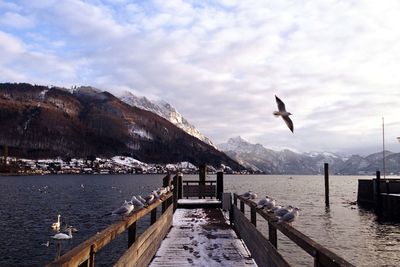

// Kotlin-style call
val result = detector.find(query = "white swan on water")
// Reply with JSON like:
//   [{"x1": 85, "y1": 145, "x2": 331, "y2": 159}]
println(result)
[
  {"x1": 51, "y1": 214, "x2": 61, "y2": 231},
  {"x1": 51, "y1": 228, "x2": 72, "y2": 240}
]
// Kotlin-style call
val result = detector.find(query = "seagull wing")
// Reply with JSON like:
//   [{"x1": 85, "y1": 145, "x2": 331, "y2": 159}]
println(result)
[
  {"x1": 112, "y1": 205, "x2": 129, "y2": 215},
  {"x1": 282, "y1": 115, "x2": 294, "y2": 133},
  {"x1": 275, "y1": 95, "x2": 286, "y2": 112}
]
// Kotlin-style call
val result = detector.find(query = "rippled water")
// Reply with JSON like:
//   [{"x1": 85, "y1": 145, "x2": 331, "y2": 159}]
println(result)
[{"x1": 0, "y1": 174, "x2": 399, "y2": 266}]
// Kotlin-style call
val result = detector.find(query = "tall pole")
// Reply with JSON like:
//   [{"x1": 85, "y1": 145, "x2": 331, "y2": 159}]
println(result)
[
  {"x1": 382, "y1": 117, "x2": 386, "y2": 179},
  {"x1": 324, "y1": 163, "x2": 329, "y2": 207}
]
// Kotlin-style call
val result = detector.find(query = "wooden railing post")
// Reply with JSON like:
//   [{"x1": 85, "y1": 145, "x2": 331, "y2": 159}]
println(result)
[
  {"x1": 268, "y1": 222, "x2": 278, "y2": 249},
  {"x1": 163, "y1": 173, "x2": 172, "y2": 187},
  {"x1": 216, "y1": 171, "x2": 224, "y2": 200},
  {"x1": 233, "y1": 194, "x2": 237, "y2": 206},
  {"x1": 128, "y1": 222, "x2": 136, "y2": 247},
  {"x1": 162, "y1": 174, "x2": 171, "y2": 213},
  {"x1": 250, "y1": 206, "x2": 256, "y2": 226},
  {"x1": 89, "y1": 245, "x2": 95, "y2": 267},
  {"x1": 178, "y1": 173, "x2": 183, "y2": 199},
  {"x1": 173, "y1": 175, "x2": 178, "y2": 211},
  {"x1": 375, "y1": 170, "x2": 382, "y2": 217},
  {"x1": 199, "y1": 164, "x2": 206, "y2": 199},
  {"x1": 151, "y1": 207, "x2": 157, "y2": 225},
  {"x1": 240, "y1": 200, "x2": 245, "y2": 213}
]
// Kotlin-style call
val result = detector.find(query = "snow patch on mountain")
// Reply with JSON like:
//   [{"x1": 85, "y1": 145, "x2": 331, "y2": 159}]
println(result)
[{"x1": 120, "y1": 91, "x2": 216, "y2": 148}]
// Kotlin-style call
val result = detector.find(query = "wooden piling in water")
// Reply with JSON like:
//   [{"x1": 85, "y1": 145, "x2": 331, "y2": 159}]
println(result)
[{"x1": 324, "y1": 163, "x2": 330, "y2": 207}]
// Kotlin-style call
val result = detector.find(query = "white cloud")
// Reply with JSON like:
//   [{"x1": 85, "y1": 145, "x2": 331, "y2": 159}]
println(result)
[
  {"x1": 0, "y1": 12, "x2": 34, "y2": 29},
  {"x1": 1, "y1": 0, "x2": 400, "y2": 154}
]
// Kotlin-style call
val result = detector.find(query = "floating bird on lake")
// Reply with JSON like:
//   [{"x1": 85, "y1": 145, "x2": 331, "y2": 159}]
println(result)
[
  {"x1": 63, "y1": 225, "x2": 78, "y2": 232},
  {"x1": 41, "y1": 241, "x2": 50, "y2": 247},
  {"x1": 278, "y1": 207, "x2": 300, "y2": 224},
  {"x1": 51, "y1": 214, "x2": 61, "y2": 231},
  {"x1": 103, "y1": 201, "x2": 134, "y2": 217},
  {"x1": 273, "y1": 95, "x2": 294, "y2": 133},
  {"x1": 51, "y1": 228, "x2": 73, "y2": 240}
]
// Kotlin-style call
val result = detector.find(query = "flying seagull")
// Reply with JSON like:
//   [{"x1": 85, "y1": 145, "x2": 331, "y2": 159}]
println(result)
[{"x1": 273, "y1": 95, "x2": 294, "y2": 133}]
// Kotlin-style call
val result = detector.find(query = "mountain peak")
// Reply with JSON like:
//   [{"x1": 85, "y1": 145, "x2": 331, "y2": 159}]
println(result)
[{"x1": 120, "y1": 91, "x2": 217, "y2": 148}]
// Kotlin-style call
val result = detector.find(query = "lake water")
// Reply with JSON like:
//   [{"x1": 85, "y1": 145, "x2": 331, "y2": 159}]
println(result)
[{"x1": 0, "y1": 174, "x2": 399, "y2": 266}]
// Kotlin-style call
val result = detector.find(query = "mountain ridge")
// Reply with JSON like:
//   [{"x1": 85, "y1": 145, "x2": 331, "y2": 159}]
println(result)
[
  {"x1": 219, "y1": 136, "x2": 399, "y2": 175},
  {"x1": 0, "y1": 83, "x2": 243, "y2": 171}
]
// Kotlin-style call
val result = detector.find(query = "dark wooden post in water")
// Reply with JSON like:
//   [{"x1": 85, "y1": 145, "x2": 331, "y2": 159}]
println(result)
[
  {"x1": 375, "y1": 170, "x2": 382, "y2": 217},
  {"x1": 324, "y1": 163, "x2": 330, "y2": 207},
  {"x1": 216, "y1": 171, "x2": 223, "y2": 200}
]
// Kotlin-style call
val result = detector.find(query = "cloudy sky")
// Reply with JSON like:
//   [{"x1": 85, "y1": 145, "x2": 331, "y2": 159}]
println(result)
[{"x1": 1, "y1": 0, "x2": 400, "y2": 155}]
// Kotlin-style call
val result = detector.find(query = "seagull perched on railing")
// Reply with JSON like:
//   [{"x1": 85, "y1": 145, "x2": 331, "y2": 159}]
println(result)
[
  {"x1": 274, "y1": 206, "x2": 293, "y2": 217},
  {"x1": 241, "y1": 191, "x2": 257, "y2": 199},
  {"x1": 256, "y1": 197, "x2": 271, "y2": 208},
  {"x1": 103, "y1": 201, "x2": 134, "y2": 217},
  {"x1": 278, "y1": 207, "x2": 300, "y2": 224},
  {"x1": 137, "y1": 195, "x2": 147, "y2": 205},
  {"x1": 131, "y1": 196, "x2": 146, "y2": 208},
  {"x1": 273, "y1": 95, "x2": 294, "y2": 133}
]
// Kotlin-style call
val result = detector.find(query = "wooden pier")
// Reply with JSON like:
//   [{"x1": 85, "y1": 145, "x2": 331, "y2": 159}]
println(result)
[
  {"x1": 357, "y1": 175, "x2": 400, "y2": 220},
  {"x1": 48, "y1": 172, "x2": 354, "y2": 267}
]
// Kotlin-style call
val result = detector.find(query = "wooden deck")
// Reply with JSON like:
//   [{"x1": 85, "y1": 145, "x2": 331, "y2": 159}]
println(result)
[{"x1": 149, "y1": 208, "x2": 257, "y2": 267}]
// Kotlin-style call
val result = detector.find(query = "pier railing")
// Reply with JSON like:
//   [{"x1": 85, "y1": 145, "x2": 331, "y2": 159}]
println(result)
[
  {"x1": 47, "y1": 192, "x2": 173, "y2": 267},
  {"x1": 174, "y1": 171, "x2": 224, "y2": 200},
  {"x1": 233, "y1": 194, "x2": 354, "y2": 267}
]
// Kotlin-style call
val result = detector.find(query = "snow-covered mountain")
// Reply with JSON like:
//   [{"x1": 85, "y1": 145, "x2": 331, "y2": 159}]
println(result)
[
  {"x1": 219, "y1": 136, "x2": 400, "y2": 175},
  {"x1": 120, "y1": 91, "x2": 216, "y2": 148}
]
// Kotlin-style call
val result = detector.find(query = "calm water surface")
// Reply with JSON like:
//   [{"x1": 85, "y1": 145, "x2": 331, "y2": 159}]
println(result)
[{"x1": 0, "y1": 174, "x2": 399, "y2": 266}]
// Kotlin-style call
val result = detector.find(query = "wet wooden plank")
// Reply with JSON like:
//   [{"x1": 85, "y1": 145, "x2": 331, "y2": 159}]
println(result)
[{"x1": 149, "y1": 208, "x2": 256, "y2": 267}]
